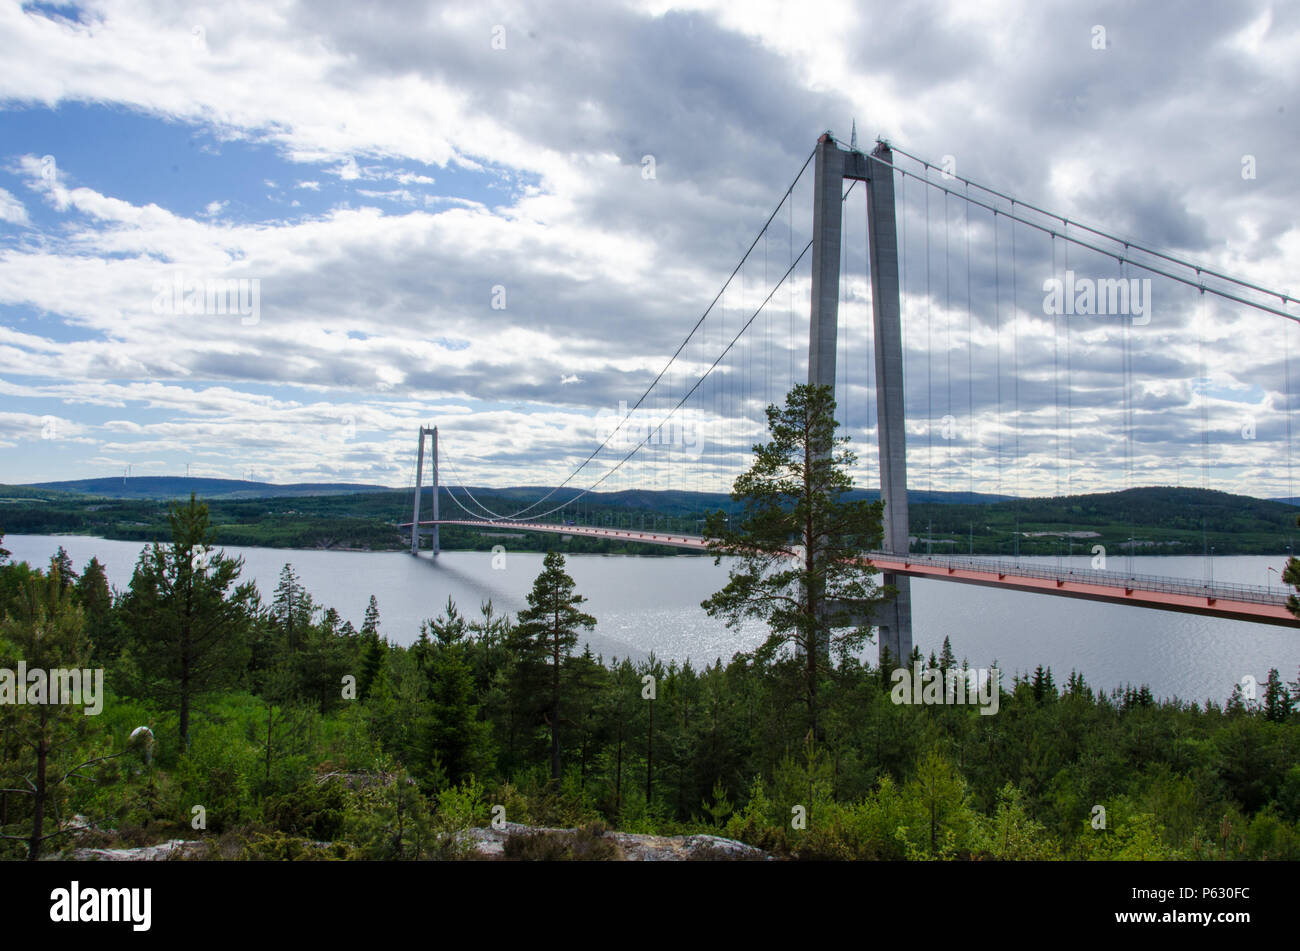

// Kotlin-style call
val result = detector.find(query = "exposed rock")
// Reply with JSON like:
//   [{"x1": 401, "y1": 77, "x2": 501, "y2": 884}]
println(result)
[
  {"x1": 459, "y1": 822, "x2": 770, "y2": 861},
  {"x1": 68, "y1": 839, "x2": 205, "y2": 861}
]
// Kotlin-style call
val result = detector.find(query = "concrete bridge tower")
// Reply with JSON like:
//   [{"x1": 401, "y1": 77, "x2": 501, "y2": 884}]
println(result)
[
  {"x1": 807, "y1": 133, "x2": 913, "y2": 665},
  {"x1": 410, "y1": 425, "x2": 439, "y2": 556}
]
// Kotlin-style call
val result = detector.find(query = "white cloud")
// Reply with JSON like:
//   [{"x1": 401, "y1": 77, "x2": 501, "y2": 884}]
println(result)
[
  {"x1": 0, "y1": 187, "x2": 29, "y2": 225},
  {"x1": 0, "y1": 0, "x2": 1295, "y2": 494}
]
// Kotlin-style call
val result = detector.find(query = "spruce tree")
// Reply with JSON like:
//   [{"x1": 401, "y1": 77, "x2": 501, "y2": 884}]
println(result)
[
  {"x1": 48, "y1": 547, "x2": 77, "y2": 592},
  {"x1": 1262, "y1": 668, "x2": 1292, "y2": 722},
  {"x1": 417, "y1": 600, "x2": 493, "y2": 786},
  {"x1": 75, "y1": 557, "x2": 115, "y2": 664},
  {"x1": 939, "y1": 636, "x2": 956, "y2": 673},
  {"x1": 272, "y1": 564, "x2": 314, "y2": 653},
  {"x1": 118, "y1": 494, "x2": 254, "y2": 749},
  {"x1": 357, "y1": 595, "x2": 385, "y2": 700}
]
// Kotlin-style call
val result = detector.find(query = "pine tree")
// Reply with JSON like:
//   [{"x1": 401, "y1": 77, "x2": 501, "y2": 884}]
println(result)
[
  {"x1": 118, "y1": 494, "x2": 254, "y2": 749},
  {"x1": 511, "y1": 552, "x2": 595, "y2": 783},
  {"x1": 0, "y1": 568, "x2": 108, "y2": 860},
  {"x1": 702, "y1": 383, "x2": 888, "y2": 741},
  {"x1": 904, "y1": 749, "x2": 968, "y2": 857}
]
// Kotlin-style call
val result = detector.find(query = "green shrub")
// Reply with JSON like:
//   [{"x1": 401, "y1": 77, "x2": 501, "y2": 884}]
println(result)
[{"x1": 502, "y1": 824, "x2": 623, "y2": 861}]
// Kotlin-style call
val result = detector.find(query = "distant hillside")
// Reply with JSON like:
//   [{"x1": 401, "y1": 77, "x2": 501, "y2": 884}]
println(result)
[
  {"x1": 909, "y1": 486, "x2": 1300, "y2": 556},
  {"x1": 3, "y1": 480, "x2": 1296, "y2": 557},
  {"x1": 14, "y1": 477, "x2": 1012, "y2": 506},
  {"x1": 23, "y1": 477, "x2": 395, "y2": 500}
]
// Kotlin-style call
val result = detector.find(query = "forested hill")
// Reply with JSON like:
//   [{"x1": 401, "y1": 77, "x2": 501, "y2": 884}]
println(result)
[
  {"x1": 0, "y1": 482, "x2": 1296, "y2": 555},
  {"x1": 16, "y1": 477, "x2": 1009, "y2": 506},
  {"x1": 909, "y1": 486, "x2": 1300, "y2": 556},
  {"x1": 24, "y1": 476, "x2": 393, "y2": 499}
]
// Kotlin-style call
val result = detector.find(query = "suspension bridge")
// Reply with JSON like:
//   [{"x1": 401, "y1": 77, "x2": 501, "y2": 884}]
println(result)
[{"x1": 401, "y1": 132, "x2": 1300, "y2": 660}]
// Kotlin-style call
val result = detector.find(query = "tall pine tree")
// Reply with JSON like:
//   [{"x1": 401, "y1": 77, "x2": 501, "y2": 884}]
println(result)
[{"x1": 511, "y1": 552, "x2": 595, "y2": 783}]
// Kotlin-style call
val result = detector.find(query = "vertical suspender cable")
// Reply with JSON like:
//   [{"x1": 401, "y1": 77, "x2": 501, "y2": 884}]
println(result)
[
  {"x1": 926, "y1": 170, "x2": 933, "y2": 500},
  {"x1": 945, "y1": 187, "x2": 953, "y2": 494},
  {"x1": 1052, "y1": 233, "x2": 1061, "y2": 507},
  {"x1": 899, "y1": 167, "x2": 907, "y2": 494},
  {"x1": 965, "y1": 185, "x2": 975, "y2": 508},
  {"x1": 1012, "y1": 202, "x2": 1021, "y2": 558},
  {"x1": 994, "y1": 207, "x2": 1003, "y2": 501},
  {"x1": 1064, "y1": 223, "x2": 1073, "y2": 555}
]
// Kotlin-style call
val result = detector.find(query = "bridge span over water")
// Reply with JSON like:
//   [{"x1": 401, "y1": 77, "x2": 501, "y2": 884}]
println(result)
[
  {"x1": 402, "y1": 518, "x2": 1299, "y2": 628},
  {"x1": 401, "y1": 132, "x2": 1300, "y2": 661}
]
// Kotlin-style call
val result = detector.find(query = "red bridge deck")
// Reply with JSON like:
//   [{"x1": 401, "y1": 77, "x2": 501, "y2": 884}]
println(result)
[{"x1": 403, "y1": 519, "x2": 1299, "y2": 627}]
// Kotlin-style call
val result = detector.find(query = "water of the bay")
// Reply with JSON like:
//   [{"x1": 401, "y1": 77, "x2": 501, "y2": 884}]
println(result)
[{"x1": 5, "y1": 534, "x2": 1298, "y2": 705}]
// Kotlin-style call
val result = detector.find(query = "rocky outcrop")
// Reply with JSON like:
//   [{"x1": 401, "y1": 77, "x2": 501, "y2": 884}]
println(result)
[
  {"x1": 68, "y1": 839, "x2": 205, "y2": 861},
  {"x1": 460, "y1": 822, "x2": 770, "y2": 861}
]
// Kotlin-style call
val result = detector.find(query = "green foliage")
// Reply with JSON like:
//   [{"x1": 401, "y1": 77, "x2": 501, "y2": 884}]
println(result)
[
  {"x1": 0, "y1": 566, "x2": 107, "y2": 858},
  {"x1": 170, "y1": 722, "x2": 262, "y2": 832},
  {"x1": 6, "y1": 498, "x2": 1300, "y2": 862},
  {"x1": 265, "y1": 776, "x2": 350, "y2": 840},
  {"x1": 976, "y1": 783, "x2": 1061, "y2": 860},
  {"x1": 502, "y1": 823, "x2": 624, "y2": 861},
  {"x1": 510, "y1": 552, "x2": 596, "y2": 782},
  {"x1": 344, "y1": 763, "x2": 434, "y2": 860},
  {"x1": 702, "y1": 383, "x2": 887, "y2": 739},
  {"x1": 238, "y1": 831, "x2": 355, "y2": 861},
  {"x1": 1083, "y1": 811, "x2": 1184, "y2": 860},
  {"x1": 117, "y1": 494, "x2": 255, "y2": 748}
]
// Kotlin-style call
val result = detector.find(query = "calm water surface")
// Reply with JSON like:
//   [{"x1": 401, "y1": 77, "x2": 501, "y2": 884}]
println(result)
[{"x1": 6, "y1": 534, "x2": 1298, "y2": 705}]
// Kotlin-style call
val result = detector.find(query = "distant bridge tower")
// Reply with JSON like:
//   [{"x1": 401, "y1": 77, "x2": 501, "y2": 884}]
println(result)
[
  {"x1": 411, "y1": 425, "x2": 439, "y2": 556},
  {"x1": 808, "y1": 133, "x2": 912, "y2": 665}
]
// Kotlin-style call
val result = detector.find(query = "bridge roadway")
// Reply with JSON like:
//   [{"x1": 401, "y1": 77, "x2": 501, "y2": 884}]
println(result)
[{"x1": 402, "y1": 519, "x2": 1300, "y2": 628}]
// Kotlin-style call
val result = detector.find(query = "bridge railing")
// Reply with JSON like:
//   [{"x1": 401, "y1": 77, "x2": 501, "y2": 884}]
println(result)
[
  {"x1": 876, "y1": 551, "x2": 1294, "y2": 607},
  {"x1": 413, "y1": 518, "x2": 1294, "y2": 608}
]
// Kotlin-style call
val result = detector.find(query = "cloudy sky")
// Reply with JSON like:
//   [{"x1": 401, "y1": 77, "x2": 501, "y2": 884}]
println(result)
[{"x1": 1, "y1": 0, "x2": 1297, "y2": 504}]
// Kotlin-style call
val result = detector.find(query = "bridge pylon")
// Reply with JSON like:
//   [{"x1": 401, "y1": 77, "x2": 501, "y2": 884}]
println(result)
[
  {"x1": 411, "y1": 425, "x2": 439, "y2": 556},
  {"x1": 809, "y1": 132, "x2": 912, "y2": 666}
]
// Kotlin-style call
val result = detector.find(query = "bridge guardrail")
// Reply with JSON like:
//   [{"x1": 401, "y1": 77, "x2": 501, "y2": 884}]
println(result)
[
  {"x1": 422, "y1": 519, "x2": 1294, "y2": 609},
  {"x1": 872, "y1": 551, "x2": 1293, "y2": 607}
]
